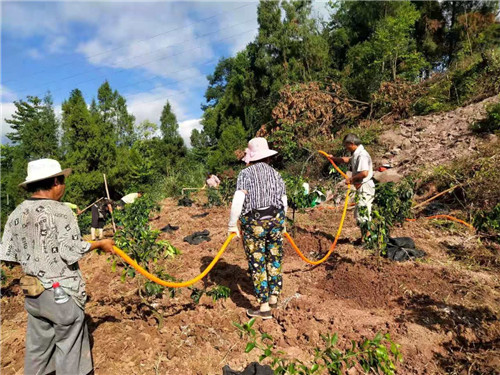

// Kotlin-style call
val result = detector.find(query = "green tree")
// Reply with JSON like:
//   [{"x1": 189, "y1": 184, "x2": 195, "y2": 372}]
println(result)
[
  {"x1": 344, "y1": 1, "x2": 426, "y2": 99},
  {"x1": 159, "y1": 101, "x2": 187, "y2": 168},
  {"x1": 61, "y1": 89, "x2": 104, "y2": 203},
  {"x1": 5, "y1": 93, "x2": 59, "y2": 160},
  {"x1": 207, "y1": 118, "x2": 247, "y2": 172}
]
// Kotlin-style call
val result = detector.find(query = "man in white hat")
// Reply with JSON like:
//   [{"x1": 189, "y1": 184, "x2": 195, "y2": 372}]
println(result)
[{"x1": 0, "y1": 158, "x2": 115, "y2": 375}]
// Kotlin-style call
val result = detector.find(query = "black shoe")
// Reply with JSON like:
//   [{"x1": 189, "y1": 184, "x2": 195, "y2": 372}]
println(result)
[{"x1": 246, "y1": 308, "x2": 272, "y2": 320}]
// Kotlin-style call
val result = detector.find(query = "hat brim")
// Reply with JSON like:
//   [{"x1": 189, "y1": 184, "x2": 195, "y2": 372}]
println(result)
[
  {"x1": 242, "y1": 150, "x2": 278, "y2": 163},
  {"x1": 19, "y1": 168, "x2": 72, "y2": 188}
]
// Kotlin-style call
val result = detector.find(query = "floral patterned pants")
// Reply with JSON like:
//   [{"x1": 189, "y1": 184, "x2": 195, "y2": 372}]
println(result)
[{"x1": 240, "y1": 211, "x2": 285, "y2": 303}]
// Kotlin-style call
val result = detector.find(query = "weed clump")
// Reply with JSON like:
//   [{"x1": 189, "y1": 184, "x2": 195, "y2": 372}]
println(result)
[{"x1": 471, "y1": 98, "x2": 500, "y2": 133}]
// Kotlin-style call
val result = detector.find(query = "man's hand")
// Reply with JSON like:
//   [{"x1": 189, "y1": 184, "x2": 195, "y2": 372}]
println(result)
[
  {"x1": 90, "y1": 239, "x2": 116, "y2": 254},
  {"x1": 228, "y1": 226, "x2": 241, "y2": 238},
  {"x1": 328, "y1": 155, "x2": 350, "y2": 164}
]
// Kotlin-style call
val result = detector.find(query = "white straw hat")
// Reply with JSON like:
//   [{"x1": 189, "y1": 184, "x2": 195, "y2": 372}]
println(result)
[
  {"x1": 19, "y1": 159, "x2": 72, "y2": 188},
  {"x1": 242, "y1": 137, "x2": 278, "y2": 164}
]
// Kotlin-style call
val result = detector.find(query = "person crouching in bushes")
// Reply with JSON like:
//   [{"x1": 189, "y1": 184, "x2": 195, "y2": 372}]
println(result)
[{"x1": 228, "y1": 137, "x2": 288, "y2": 320}]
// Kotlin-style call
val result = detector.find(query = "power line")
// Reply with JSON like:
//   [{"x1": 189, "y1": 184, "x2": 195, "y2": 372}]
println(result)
[
  {"x1": 18, "y1": 20, "x2": 257, "y2": 98},
  {"x1": 27, "y1": 26, "x2": 257, "y2": 100},
  {"x1": 3, "y1": 2, "x2": 254, "y2": 85}
]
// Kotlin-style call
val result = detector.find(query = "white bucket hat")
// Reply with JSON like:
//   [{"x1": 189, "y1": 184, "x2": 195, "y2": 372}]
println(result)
[
  {"x1": 19, "y1": 159, "x2": 72, "y2": 188},
  {"x1": 242, "y1": 137, "x2": 278, "y2": 164}
]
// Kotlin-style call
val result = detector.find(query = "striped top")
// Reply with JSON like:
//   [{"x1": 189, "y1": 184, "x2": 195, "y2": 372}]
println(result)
[
  {"x1": 0, "y1": 199, "x2": 91, "y2": 308},
  {"x1": 236, "y1": 162, "x2": 286, "y2": 215}
]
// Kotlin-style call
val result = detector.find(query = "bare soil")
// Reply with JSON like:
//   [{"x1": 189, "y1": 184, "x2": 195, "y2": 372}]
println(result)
[{"x1": 2, "y1": 98, "x2": 500, "y2": 374}]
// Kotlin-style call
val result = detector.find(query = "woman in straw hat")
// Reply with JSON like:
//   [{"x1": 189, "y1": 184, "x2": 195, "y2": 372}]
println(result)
[{"x1": 228, "y1": 137, "x2": 287, "y2": 319}]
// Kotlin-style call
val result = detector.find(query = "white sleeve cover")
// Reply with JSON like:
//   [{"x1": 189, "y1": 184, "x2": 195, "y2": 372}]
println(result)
[
  {"x1": 282, "y1": 195, "x2": 288, "y2": 215},
  {"x1": 228, "y1": 190, "x2": 246, "y2": 228}
]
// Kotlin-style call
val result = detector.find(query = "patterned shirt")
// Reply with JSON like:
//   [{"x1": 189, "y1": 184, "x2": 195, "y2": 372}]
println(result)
[
  {"x1": 0, "y1": 199, "x2": 91, "y2": 308},
  {"x1": 236, "y1": 162, "x2": 286, "y2": 215}
]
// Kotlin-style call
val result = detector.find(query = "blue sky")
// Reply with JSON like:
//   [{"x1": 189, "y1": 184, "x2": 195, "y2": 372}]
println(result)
[{"x1": 1, "y1": 1, "x2": 330, "y2": 146}]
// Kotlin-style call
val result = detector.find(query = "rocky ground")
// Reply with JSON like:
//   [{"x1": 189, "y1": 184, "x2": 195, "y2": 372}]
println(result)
[{"x1": 377, "y1": 95, "x2": 499, "y2": 175}]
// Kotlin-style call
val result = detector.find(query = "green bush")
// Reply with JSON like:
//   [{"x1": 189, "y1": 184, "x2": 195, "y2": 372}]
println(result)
[
  {"x1": 161, "y1": 159, "x2": 207, "y2": 198},
  {"x1": 473, "y1": 203, "x2": 500, "y2": 238},
  {"x1": 283, "y1": 174, "x2": 316, "y2": 211},
  {"x1": 235, "y1": 319, "x2": 402, "y2": 375},
  {"x1": 114, "y1": 196, "x2": 180, "y2": 279},
  {"x1": 77, "y1": 211, "x2": 92, "y2": 236},
  {"x1": 471, "y1": 99, "x2": 500, "y2": 133},
  {"x1": 190, "y1": 285, "x2": 231, "y2": 304},
  {"x1": 360, "y1": 179, "x2": 414, "y2": 253},
  {"x1": 144, "y1": 268, "x2": 178, "y2": 298},
  {"x1": 205, "y1": 187, "x2": 223, "y2": 207},
  {"x1": 219, "y1": 173, "x2": 238, "y2": 204}
]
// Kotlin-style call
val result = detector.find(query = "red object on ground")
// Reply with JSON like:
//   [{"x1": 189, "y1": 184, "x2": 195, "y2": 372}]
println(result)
[{"x1": 378, "y1": 166, "x2": 387, "y2": 172}]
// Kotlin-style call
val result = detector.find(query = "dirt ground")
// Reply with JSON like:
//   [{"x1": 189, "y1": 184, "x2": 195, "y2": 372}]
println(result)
[
  {"x1": 1, "y1": 196, "x2": 499, "y2": 374},
  {"x1": 2, "y1": 97, "x2": 500, "y2": 374}
]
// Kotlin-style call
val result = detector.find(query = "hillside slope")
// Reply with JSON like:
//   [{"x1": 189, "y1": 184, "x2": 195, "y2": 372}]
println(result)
[{"x1": 377, "y1": 95, "x2": 499, "y2": 175}]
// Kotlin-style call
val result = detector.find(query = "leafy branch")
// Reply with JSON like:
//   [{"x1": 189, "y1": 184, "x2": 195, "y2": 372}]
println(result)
[{"x1": 234, "y1": 319, "x2": 402, "y2": 375}]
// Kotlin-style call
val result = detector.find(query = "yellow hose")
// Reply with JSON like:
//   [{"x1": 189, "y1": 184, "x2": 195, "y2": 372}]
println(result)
[
  {"x1": 101, "y1": 233, "x2": 236, "y2": 288},
  {"x1": 102, "y1": 150, "x2": 347, "y2": 284},
  {"x1": 284, "y1": 150, "x2": 351, "y2": 265}
]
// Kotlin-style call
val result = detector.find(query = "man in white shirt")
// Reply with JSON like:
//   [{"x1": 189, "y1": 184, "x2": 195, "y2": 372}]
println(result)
[
  {"x1": 329, "y1": 134, "x2": 375, "y2": 238},
  {"x1": 116, "y1": 192, "x2": 143, "y2": 209}
]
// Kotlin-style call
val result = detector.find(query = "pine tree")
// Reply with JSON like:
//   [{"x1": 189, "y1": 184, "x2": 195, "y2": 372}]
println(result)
[
  {"x1": 160, "y1": 101, "x2": 187, "y2": 166},
  {"x1": 5, "y1": 94, "x2": 59, "y2": 159}
]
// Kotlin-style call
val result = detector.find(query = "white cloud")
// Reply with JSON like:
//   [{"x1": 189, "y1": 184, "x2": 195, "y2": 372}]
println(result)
[
  {"x1": 178, "y1": 119, "x2": 203, "y2": 148},
  {"x1": 1, "y1": 84, "x2": 18, "y2": 142},
  {"x1": 26, "y1": 48, "x2": 43, "y2": 60},
  {"x1": 1, "y1": 85, "x2": 18, "y2": 102},
  {"x1": 126, "y1": 86, "x2": 204, "y2": 147},
  {"x1": 1, "y1": 102, "x2": 17, "y2": 143},
  {"x1": 2, "y1": 2, "x2": 259, "y2": 81}
]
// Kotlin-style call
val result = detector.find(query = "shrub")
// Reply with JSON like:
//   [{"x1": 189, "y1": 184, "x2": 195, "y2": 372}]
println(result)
[
  {"x1": 235, "y1": 319, "x2": 402, "y2": 375},
  {"x1": 144, "y1": 268, "x2": 178, "y2": 298},
  {"x1": 360, "y1": 179, "x2": 414, "y2": 253},
  {"x1": 205, "y1": 187, "x2": 223, "y2": 207},
  {"x1": 161, "y1": 159, "x2": 207, "y2": 198},
  {"x1": 113, "y1": 195, "x2": 180, "y2": 280},
  {"x1": 473, "y1": 203, "x2": 500, "y2": 238},
  {"x1": 471, "y1": 99, "x2": 500, "y2": 133},
  {"x1": 77, "y1": 211, "x2": 92, "y2": 235},
  {"x1": 190, "y1": 285, "x2": 231, "y2": 304}
]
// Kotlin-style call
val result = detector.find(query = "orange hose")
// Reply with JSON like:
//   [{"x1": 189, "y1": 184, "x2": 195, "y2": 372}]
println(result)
[
  {"x1": 406, "y1": 215, "x2": 474, "y2": 230},
  {"x1": 284, "y1": 150, "x2": 351, "y2": 265},
  {"x1": 94, "y1": 233, "x2": 236, "y2": 288}
]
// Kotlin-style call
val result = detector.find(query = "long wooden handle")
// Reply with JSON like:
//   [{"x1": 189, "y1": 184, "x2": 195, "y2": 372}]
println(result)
[
  {"x1": 103, "y1": 174, "x2": 117, "y2": 233},
  {"x1": 412, "y1": 184, "x2": 461, "y2": 210}
]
